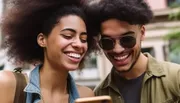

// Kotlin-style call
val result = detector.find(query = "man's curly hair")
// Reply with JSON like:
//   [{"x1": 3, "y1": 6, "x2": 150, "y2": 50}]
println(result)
[
  {"x1": 1, "y1": 0, "x2": 97, "y2": 67},
  {"x1": 84, "y1": 0, "x2": 154, "y2": 36}
]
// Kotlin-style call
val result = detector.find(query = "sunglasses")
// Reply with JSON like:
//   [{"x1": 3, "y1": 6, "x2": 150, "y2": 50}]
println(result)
[{"x1": 99, "y1": 35, "x2": 136, "y2": 50}]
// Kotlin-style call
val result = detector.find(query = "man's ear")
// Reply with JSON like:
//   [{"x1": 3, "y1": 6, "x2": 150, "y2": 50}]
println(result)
[
  {"x1": 37, "y1": 33, "x2": 46, "y2": 47},
  {"x1": 140, "y1": 25, "x2": 145, "y2": 41}
]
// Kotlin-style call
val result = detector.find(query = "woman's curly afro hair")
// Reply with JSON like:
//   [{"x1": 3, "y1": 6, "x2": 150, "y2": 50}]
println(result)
[{"x1": 1, "y1": 0, "x2": 97, "y2": 66}]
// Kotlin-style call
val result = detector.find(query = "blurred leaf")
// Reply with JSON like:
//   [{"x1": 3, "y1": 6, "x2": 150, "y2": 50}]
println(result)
[
  {"x1": 169, "y1": 2, "x2": 180, "y2": 8},
  {"x1": 164, "y1": 30, "x2": 180, "y2": 53},
  {"x1": 166, "y1": 1, "x2": 180, "y2": 63},
  {"x1": 168, "y1": 9, "x2": 180, "y2": 20},
  {"x1": 164, "y1": 30, "x2": 180, "y2": 40}
]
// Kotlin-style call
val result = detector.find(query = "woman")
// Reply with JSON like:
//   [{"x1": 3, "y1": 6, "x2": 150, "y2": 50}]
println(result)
[{"x1": 0, "y1": 0, "x2": 97, "y2": 103}]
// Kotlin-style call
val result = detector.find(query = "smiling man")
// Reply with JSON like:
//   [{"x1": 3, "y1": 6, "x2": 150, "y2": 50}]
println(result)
[{"x1": 85, "y1": 0, "x2": 180, "y2": 103}]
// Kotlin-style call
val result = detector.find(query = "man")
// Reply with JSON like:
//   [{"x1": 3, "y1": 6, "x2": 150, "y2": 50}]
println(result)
[{"x1": 85, "y1": 0, "x2": 180, "y2": 103}]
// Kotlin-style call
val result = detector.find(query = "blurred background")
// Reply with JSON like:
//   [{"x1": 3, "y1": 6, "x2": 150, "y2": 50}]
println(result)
[{"x1": 0, "y1": 0, "x2": 180, "y2": 89}]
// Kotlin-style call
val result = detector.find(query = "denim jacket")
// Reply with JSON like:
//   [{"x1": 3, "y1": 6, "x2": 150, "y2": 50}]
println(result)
[{"x1": 24, "y1": 65, "x2": 80, "y2": 103}]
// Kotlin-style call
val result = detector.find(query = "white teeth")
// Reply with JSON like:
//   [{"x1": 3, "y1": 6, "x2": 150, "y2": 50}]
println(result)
[
  {"x1": 114, "y1": 55, "x2": 128, "y2": 60},
  {"x1": 67, "y1": 53, "x2": 81, "y2": 59}
]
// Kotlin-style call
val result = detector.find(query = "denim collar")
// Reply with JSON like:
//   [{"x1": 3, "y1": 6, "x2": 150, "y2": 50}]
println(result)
[
  {"x1": 24, "y1": 65, "x2": 80, "y2": 103},
  {"x1": 24, "y1": 65, "x2": 41, "y2": 94}
]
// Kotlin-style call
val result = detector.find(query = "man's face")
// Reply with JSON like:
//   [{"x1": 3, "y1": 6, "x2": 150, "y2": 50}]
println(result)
[{"x1": 100, "y1": 19, "x2": 145, "y2": 73}]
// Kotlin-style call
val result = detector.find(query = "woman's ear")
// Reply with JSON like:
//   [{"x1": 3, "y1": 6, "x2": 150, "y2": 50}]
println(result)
[{"x1": 37, "y1": 33, "x2": 46, "y2": 47}]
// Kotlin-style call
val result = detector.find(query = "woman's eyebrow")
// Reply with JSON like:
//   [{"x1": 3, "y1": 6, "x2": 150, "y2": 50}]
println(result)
[
  {"x1": 61, "y1": 28, "x2": 76, "y2": 33},
  {"x1": 61, "y1": 28, "x2": 87, "y2": 35}
]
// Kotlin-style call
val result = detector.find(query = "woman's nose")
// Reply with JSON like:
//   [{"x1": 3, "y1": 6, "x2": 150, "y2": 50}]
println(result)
[{"x1": 71, "y1": 38, "x2": 84, "y2": 48}]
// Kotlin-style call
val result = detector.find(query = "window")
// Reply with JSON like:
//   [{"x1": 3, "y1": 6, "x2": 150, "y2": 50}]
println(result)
[
  {"x1": 141, "y1": 47, "x2": 155, "y2": 57},
  {"x1": 71, "y1": 53, "x2": 99, "y2": 80}
]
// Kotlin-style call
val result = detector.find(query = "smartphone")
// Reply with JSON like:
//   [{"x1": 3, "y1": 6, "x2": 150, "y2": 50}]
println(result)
[{"x1": 74, "y1": 96, "x2": 112, "y2": 103}]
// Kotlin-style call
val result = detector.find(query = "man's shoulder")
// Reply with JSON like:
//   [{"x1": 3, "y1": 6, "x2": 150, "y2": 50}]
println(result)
[
  {"x1": 159, "y1": 61, "x2": 180, "y2": 79},
  {"x1": 151, "y1": 59, "x2": 180, "y2": 85},
  {"x1": 158, "y1": 61, "x2": 180, "y2": 96},
  {"x1": 159, "y1": 60, "x2": 180, "y2": 73},
  {"x1": 147, "y1": 53, "x2": 180, "y2": 74}
]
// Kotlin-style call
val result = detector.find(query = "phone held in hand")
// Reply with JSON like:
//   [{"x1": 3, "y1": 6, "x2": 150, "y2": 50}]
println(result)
[{"x1": 75, "y1": 96, "x2": 112, "y2": 103}]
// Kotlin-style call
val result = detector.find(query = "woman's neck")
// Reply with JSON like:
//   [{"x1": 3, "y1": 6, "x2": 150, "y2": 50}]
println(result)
[
  {"x1": 39, "y1": 63, "x2": 68, "y2": 93},
  {"x1": 39, "y1": 63, "x2": 70, "y2": 103}
]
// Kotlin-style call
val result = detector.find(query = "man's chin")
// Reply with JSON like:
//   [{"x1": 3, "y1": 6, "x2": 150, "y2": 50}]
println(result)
[
  {"x1": 114, "y1": 64, "x2": 133, "y2": 73},
  {"x1": 116, "y1": 68, "x2": 131, "y2": 73}
]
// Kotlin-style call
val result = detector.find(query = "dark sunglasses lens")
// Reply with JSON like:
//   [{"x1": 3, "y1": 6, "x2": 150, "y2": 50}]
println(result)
[
  {"x1": 99, "y1": 38, "x2": 114, "y2": 50},
  {"x1": 120, "y1": 36, "x2": 136, "y2": 48}
]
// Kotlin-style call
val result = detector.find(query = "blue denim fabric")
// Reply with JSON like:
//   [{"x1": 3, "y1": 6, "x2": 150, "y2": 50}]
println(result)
[{"x1": 24, "y1": 65, "x2": 80, "y2": 103}]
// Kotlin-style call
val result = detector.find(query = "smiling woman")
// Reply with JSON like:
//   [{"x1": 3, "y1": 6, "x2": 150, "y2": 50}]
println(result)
[
  {"x1": 38, "y1": 14, "x2": 88, "y2": 71},
  {"x1": 0, "y1": 0, "x2": 97, "y2": 103}
]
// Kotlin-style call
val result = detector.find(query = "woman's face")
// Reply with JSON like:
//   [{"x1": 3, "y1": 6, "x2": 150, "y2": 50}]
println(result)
[{"x1": 39, "y1": 15, "x2": 88, "y2": 71}]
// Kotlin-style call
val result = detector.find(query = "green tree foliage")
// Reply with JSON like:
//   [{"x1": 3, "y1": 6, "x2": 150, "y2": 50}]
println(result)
[
  {"x1": 164, "y1": 1, "x2": 180, "y2": 63},
  {"x1": 169, "y1": 10, "x2": 180, "y2": 20},
  {"x1": 165, "y1": 2, "x2": 180, "y2": 53},
  {"x1": 165, "y1": 30, "x2": 180, "y2": 53}
]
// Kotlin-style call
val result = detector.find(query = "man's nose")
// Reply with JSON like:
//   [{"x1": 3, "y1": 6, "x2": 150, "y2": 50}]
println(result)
[{"x1": 112, "y1": 40, "x2": 125, "y2": 53}]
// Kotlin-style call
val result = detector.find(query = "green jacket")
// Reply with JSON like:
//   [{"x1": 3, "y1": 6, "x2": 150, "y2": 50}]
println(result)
[{"x1": 94, "y1": 53, "x2": 180, "y2": 103}]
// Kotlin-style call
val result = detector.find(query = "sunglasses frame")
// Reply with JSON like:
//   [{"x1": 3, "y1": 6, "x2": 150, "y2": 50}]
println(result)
[{"x1": 98, "y1": 34, "x2": 136, "y2": 50}]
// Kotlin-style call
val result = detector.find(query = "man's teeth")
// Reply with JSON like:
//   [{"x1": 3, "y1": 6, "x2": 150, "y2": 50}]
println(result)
[
  {"x1": 114, "y1": 55, "x2": 128, "y2": 60},
  {"x1": 67, "y1": 53, "x2": 81, "y2": 58}
]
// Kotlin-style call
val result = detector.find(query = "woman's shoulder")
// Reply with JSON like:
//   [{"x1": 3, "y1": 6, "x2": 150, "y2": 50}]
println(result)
[
  {"x1": 0, "y1": 70, "x2": 16, "y2": 85},
  {"x1": 0, "y1": 70, "x2": 16, "y2": 103},
  {"x1": 76, "y1": 84, "x2": 94, "y2": 97}
]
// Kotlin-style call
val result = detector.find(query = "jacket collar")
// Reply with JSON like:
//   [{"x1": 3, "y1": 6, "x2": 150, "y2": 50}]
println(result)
[
  {"x1": 145, "y1": 53, "x2": 165, "y2": 77},
  {"x1": 24, "y1": 64, "x2": 41, "y2": 94},
  {"x1": 24, "y1": 64, "x2": 80, "y2": 103}
]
